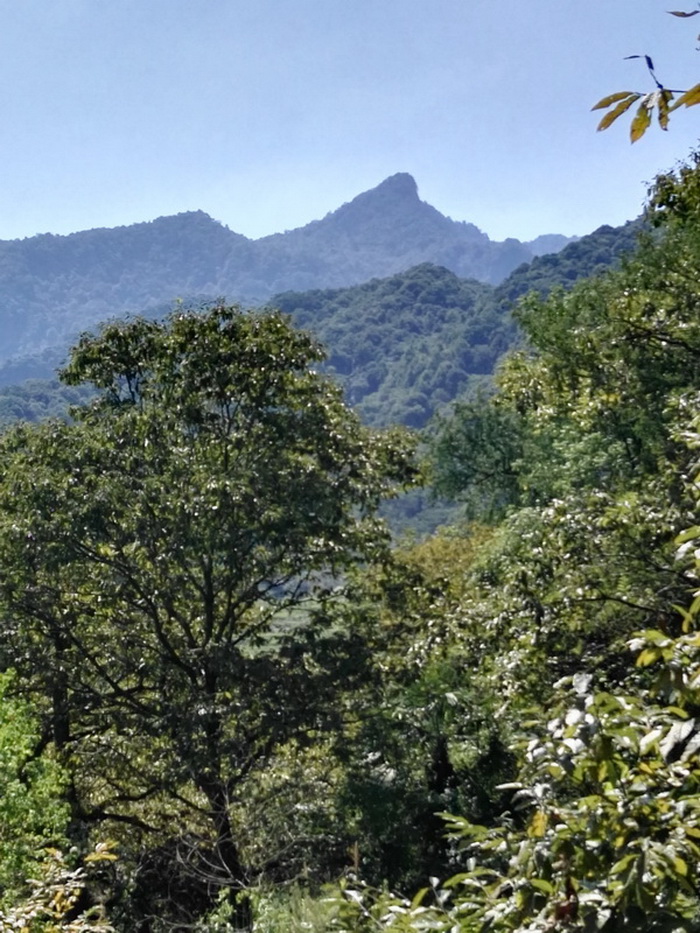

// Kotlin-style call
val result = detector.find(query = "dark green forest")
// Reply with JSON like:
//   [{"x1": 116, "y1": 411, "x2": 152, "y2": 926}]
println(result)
[{"x1": 3, "y1": 149, "x2": 700, "y2": 932}]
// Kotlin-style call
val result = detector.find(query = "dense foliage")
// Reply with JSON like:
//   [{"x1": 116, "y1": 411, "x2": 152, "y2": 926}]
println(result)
[
  {"x1": 3, "y1": 147, "x2": 699, "y2": 933},
  {"x1": 0, "y1": 307, "x2": 416, "y2": 929},
  {"x1": 275, "y1": 264, "x2": 505, "y2": 428},
  {"x1": 327, "y1": 151, "x2": 700, "y2": 931},
  {"x1": 492, "y1": 219, "x2": 642, "y2": 315}
]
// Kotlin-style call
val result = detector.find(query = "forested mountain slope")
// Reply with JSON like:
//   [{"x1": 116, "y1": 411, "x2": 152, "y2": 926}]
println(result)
[
  {"x1": 0, "y1": 174, "x2": 575, "y2": 376},
  {"x1": 273, "y1": 221, "x2": 643, "y2": 428},
  {"x1": 0, "y1": 213, "x2": 643, "y2": 429},
  {"x1": 275, "y1": 264, "x2": 506, "y2": 428},
  {"x1": 494, "y1": 217, "x2": 644, "y2": 310}
]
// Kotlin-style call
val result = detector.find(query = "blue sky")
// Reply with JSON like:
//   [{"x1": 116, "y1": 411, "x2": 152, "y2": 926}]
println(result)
[{"x1": 1, "y1": 0, "x2": 700, "y2": 243}]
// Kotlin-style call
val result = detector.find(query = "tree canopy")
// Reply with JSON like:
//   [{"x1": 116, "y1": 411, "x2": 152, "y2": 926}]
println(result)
[
  {"x1": 0, "y1": 305, "x2": 416, "y2": 928},
  {"x1": 325, "y1": 148, "x2": 700, "y2": 932}
]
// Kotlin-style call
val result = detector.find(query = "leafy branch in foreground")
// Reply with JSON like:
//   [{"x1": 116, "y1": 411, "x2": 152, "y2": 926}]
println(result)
[
  {"x1": 0, "y1": 845, "x2": 117, "y2": 932},
  {"x1": 593, "y1": 10, "x2": 700, "y2": 141}
]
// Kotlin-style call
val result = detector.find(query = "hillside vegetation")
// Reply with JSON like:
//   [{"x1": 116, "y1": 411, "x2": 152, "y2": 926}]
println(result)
[
  {"x1": 274, "y1": 264, "x2": 502, "y2": 428},
  {"x1": 0, "y1": 152, "x2": 699, "y2": 931},
  {"x1": 0, "y1": 153, "x2": 687, "y2": 931},
  {"x1": 0, "y1": 174, "x2": 575, "y2": 381},
  {"x1": 333, "y1": 154, "x2": 700, "y2": 932},
  {"x1": 0, "y1": 211, "x2": 640, "y2": 439}
]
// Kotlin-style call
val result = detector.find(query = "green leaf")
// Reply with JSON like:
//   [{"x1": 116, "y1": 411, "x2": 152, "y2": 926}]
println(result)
[
  {"x1": 641, "y1": 629, "x2": 672, "y2": 646},
  {"x1": 410, "y1": 887, "x2": 430, "y2": 908},
  {"x1": 610, "y1": 852, "x2": 637, "y2": 875},
  {"x1": 675, "y1": 525, "x2": 700, "y2": 545}
]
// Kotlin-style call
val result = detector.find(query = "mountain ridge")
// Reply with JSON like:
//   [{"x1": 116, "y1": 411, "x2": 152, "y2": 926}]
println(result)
[
  {"x1": 3, "y1": 174, "x2": 568, "y2": 252},
  {"x1": 0, "y1": 212, "x2": 643, "y2": 427},
  {"x1": 0, "y1": 173, "x2": 600, "y2": 382}
]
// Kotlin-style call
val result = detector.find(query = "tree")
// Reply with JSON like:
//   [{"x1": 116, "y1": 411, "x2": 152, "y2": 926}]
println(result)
[
  {"x1": 349, "y1": 462, "x2": 700, "y2": 931},
  {"x1": 0, "y1": 306, "x2": 416, "y2": 928},
  {"x1": 423, "y1": 165, "x2": 700, "y2": 720},
  {"x1": 337, "y1": 578, "x2": 700, "y2": 931},
  {"x1": 429, "y1": 396, "x2": 525, "y2": 521}
]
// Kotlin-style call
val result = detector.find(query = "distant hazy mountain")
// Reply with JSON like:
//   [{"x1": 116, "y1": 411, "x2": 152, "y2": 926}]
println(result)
[
  {"x1": 525, "y1": 233, "x2": 579, "y2": 256},
  {"x1": 0, "y1": 173, "x2": 578, "y2": 375},
  {"x1": 251, "y1": 173, "x2": 545, "y2": 293},
  {"x1": 0, "y1": 210, "x2": 644, "y2": 430}
]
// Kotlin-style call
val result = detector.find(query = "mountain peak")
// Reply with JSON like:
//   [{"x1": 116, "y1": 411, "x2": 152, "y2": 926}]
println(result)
[
  {"x1": 324, "y1": 173, "x2": 430, "y2": 235},
  {"x1": 372, "y1": 172, "x2": 419, "y2": 198},
  {"x1": 332, "y1": 174, "x2": 421, "y2": 218}
]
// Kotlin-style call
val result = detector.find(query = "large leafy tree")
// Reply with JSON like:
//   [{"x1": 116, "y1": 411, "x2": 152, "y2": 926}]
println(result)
[
  {"x1": 0, "y1": 306, "x2": 415, "y2": 927},
  {"x1": 430, "y1": 169, "x2": 700, "y2": 650}
]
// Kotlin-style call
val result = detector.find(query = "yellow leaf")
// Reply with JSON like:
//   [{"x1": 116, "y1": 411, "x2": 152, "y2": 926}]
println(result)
[
  {"x1": 635, "y1": 647, "x2": 660, "y2": 667},
  {"x1": 671, "y1": 81, "x2": 700, "y2": 109},
  {"x1": 630, "y1": 98, "x2": 653, "y2": 142},
  {"x1": 591, "y1": 90, "x2": 638, "y2": 111},
  {"x1": 596, "y1": 94, "x2": 641, "y2": 131},
  {"x1": 673, "y1": 856, "x2": 689, "y2": 877},
  {"x1": 84, "y1": 850, "x2": 118, "y2": 862},
  {"x1": 657, "y1": 89, "x2": 673, "y2": 129},
  {"x1": 528, "y1": 810, "x2": 547, "y2": 838}
]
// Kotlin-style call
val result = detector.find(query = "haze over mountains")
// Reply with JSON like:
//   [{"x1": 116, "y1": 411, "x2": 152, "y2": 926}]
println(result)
[
  {"x1": 0, "y1": 174, "x2": 575, "y2": 368},
  {"x1": 0, "y1": 171, "x2": 645, "y2": 421}
]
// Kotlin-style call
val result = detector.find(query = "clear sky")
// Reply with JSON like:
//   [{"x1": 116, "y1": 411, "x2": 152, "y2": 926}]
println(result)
[{"x1": 1, "y1": 0, "x2": 700, "y2": 244}]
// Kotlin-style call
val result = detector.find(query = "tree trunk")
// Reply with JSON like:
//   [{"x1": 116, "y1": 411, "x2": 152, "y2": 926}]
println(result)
[{"x1": 199, "y1": 775, "x2": 251, "y2": 931}]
